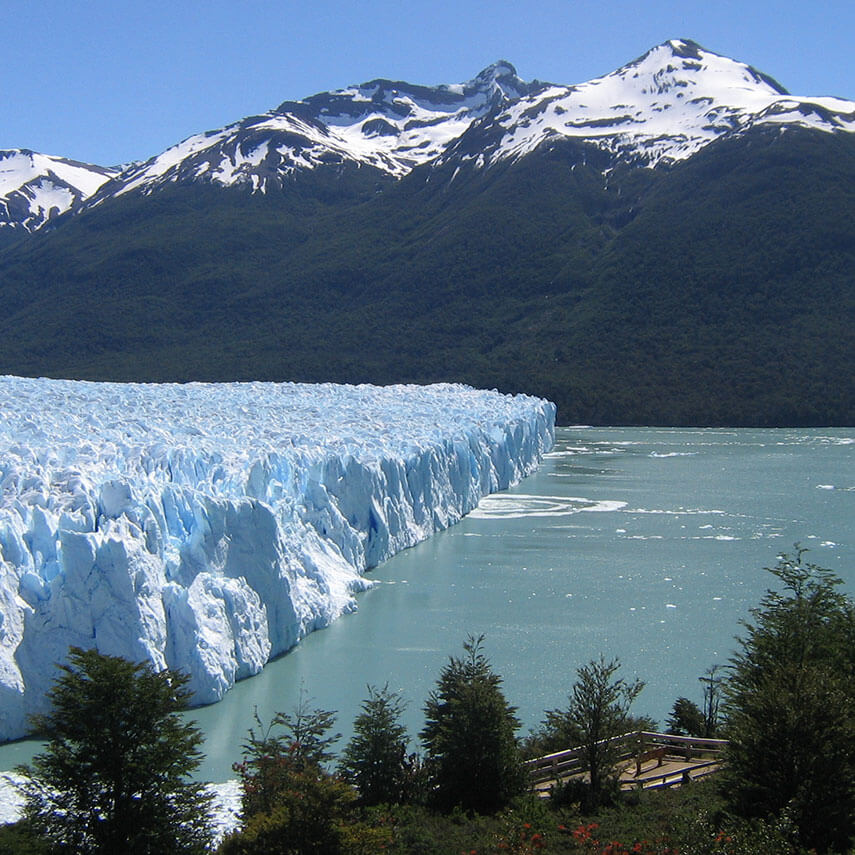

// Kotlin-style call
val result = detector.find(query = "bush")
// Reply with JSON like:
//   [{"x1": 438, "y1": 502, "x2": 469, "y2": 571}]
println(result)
[{"x1": 218, "y1": 768, "x2": 361, "y2": 855}]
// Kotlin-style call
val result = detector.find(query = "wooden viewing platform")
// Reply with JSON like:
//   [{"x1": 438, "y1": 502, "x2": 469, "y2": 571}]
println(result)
[{"x1": 525, "y1": 731, "x2": 728, "y2": 796}]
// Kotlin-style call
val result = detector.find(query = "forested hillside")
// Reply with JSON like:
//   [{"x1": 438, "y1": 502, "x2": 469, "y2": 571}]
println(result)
[{"x1": 0, "y1": 125, "x2": 852, "y2": 425}]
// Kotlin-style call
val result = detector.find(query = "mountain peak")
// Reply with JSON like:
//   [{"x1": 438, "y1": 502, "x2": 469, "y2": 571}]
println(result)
[
  {"x1": 627, "y1": 39, "x2": 790, "y2": 96},
  {"x1": 5, "y1": 40, "x2": 854, "y2": 234},
  {"x1": 463, "y1": 59, "x2": 535, "y2": 108},
  {"x1": 473, "y1": 60, "x2": 519, "y2": 84},
  {"x1": 453, "y1": 36, "x2": 852, "y2": 170},
  {"x1": 664, "y1": 38, "x2": 705, "y2": 59},
  {"x1": 0, "y1": 149, "x2": 118, "y2": 233}
]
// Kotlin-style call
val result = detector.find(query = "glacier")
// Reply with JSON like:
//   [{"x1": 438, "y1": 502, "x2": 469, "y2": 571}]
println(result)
[{"x1": 0, "y1": 377, "x2": 555, "y2": 742}]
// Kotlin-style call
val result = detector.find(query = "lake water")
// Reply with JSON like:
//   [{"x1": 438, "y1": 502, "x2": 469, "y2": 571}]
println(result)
[{"x1": 0, "y1": 427, "x2": 851, "y2": 783}]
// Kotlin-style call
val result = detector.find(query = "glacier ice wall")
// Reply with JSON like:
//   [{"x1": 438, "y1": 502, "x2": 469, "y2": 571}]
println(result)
[{"x1": 0, "y1": 377, "x2": 555, "y2": 742}]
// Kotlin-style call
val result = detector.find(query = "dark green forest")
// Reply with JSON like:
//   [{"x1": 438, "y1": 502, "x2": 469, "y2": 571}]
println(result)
[{"x1": 0, "y1": 126, "x2": 852, "y2": 425}]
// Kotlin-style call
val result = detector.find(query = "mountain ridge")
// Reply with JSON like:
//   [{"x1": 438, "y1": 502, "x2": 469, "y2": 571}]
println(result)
[
  {"x1": 3, "y1": 39, "x2": 854, "y2": 234},
  {"x1": 0, "y1": 150, "x2": 119, "y2": 235}
]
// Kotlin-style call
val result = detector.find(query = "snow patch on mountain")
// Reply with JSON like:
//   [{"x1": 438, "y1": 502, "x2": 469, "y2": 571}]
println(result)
[
  {"x1": 0, "y1": 150, "x2": 118, "y2": 232},
  {"x1": 0, "y1": 377, "x2": 555, "y2": 742},
  {"x1": 8, "y1": 40, "x2": 855, "y2": 229},
  {"x1": 471, "y1": 39, "x2": 855, "y2": 167},
  {"x1": 103, "y1": 39, "x2": 855, "y2": 200},
  {"x1": 105, "y1": 61, "x2": 540, "y2": 196}
]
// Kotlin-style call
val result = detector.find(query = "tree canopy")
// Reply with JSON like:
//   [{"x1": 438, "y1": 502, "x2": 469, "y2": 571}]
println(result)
[
  {"x1": 222, "y1": 700, "x2": 392, "y2": 855},
  {"x1": 2, "y1": 128, "x2": 853, "y2": 427},
  {"x1": 721, "y1": 547, "x2": 855, "y2": 853},
  {"x1": 339, "y1": 684, "x2": 414, "y2": 806},
  {"x1": 16, "y1": 647, "x2": 213, "y2": 854},
  {"x1": 552, "y1": 656, "x2": 644, "y2": 809},
  {"x1": 420, "y1": 635, "x2": 525, "y2": 813}
]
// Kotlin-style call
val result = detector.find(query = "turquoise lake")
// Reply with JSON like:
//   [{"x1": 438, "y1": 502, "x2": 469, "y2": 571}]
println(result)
[{"x1": 1, "y1": 427, "x2": 851, "y2": 782}]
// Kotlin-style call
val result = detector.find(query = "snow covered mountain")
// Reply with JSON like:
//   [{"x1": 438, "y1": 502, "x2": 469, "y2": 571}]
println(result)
[
  {"x1": 441, "y1": 39, "x2": 855, "y2": 169},
  {"x1": 0, "y1": 150, "x2": 119, "y2": 234},
  {"x1": 6, "y1": 38, "x2": 854, "y2": 233},
  {"x1": 0, "y1": 378, "x2": 554, "y2": 741},
  {"x1": 1, "y1": 40, "x2": 853, "y2": 427},
  {"x1": 87, "y1": 61, "x2": 539, "y2": 202},
  {"x1": 90, "y1": 38, "x2": 855, "y2": 201}
]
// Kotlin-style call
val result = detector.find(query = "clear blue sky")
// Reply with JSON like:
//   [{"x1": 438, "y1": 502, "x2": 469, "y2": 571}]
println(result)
[{"x1": 3, "y1": 0, "x2": 853, "y2": 167}]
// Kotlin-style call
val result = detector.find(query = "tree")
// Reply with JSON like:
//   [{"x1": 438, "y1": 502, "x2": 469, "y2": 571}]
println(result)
[
  {"x1": 667, "y1": 665, "x2": 723, "y2": 738},
  {"x1": 270, "y1": 692, "x2": 341, "y2": 772},
  {"x1": 666, "y1": 697, "x2": 705, "y2": 737},
  {"x1": 420, "y1": 635, "x2": 525, "y2": 813},
  {"x1": 224, "y1": 700, "x2": 392, "y2": 855},
  {"x1": 219, "y1": 765, "x2": 360, "y2": 855},
  {"x1": 699, "y1": 664, "x2": 724, "y2": 737},
  {"x1": 721, "y1": 547, "x2": 855, "y2": 853},
  {"x1": 16, "y1": 647, "x2": 213, "y2": 854},
  {"x1": 552, "y1": 656, "x2": 644, "y2": 809},
  {"x1": 521, "y1": 705, "x2": 585, "y2": 759},
  {"x1": 339, "y1": 684, "x2": 414, "y2": 806},
  {"x1": 234, "y1": 696, "x2": 340, "y2": 819}
]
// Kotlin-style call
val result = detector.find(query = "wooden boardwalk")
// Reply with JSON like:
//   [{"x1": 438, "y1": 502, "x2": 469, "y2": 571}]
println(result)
[{"x1": 526, "y1": 731, "x2": 727, "y2": 796}]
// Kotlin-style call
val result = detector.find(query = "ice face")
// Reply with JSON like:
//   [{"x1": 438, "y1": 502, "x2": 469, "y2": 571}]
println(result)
[{"x1": 0, "y1": 377, "x2": 555, "y2": 742}]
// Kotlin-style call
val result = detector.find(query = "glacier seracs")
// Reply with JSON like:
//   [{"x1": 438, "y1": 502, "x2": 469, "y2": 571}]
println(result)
[{"x1": 0, "y1": 377, "x2": 555, "y2": 742}]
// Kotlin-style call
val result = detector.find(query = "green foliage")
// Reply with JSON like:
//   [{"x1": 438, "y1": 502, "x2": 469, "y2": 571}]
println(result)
[
  {"x1": 521, "y1": 707, "x2": 585, "y2": 760},
  {"x1": 365, "y1": 802, "x2": 499, "y2": 855},
  {"x1": 666, "y1": 698, "x2": 705, "y2": 737},
  {"x1": 721, "y1": 546, "x2": 855, "y2": 853},
  {"x1": 421, "y1": 634, "x2": 526, "y2": 813},
  {"x1": 550, "y1": 657, "x2": 644, "y2": 810},
  {"x1": 337, "y1": 780, "x2": 806, "y2": 855},
  {"x1": 225, "y1": 697, "x2": 394, "y2": 855},
  {"x1": 339, "y1": 684, "x2": 421, "y2": 806},
  {"x1": 233, "y1": 698, "x2": 340, "y2": 819},
  {"x1": 558, "y1": 780, "x2": 805, "y2": 855},
  {"x1": 218, "y1": 766, "x2": 361, "y2": 855},
  {"x1": 15, "y1": 646, "x2": 213, "y2": 854},
  {"x1": 524, "y1": 711, "x2": 655, "y2": 761},
  {"x1": 270, "y1": 694, "x2": 341, "y2": 771},
  {"x1": 667, "y1": 665, "x2": 723, "y2": 738},
  {"x1": 0, "y1": 822, "x2": 52, "y2": 854}
]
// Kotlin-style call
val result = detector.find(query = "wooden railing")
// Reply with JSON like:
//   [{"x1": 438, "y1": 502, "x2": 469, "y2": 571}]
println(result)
[{"x1": 525, "y1": 731, "x2": 728, "y2": 787}]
